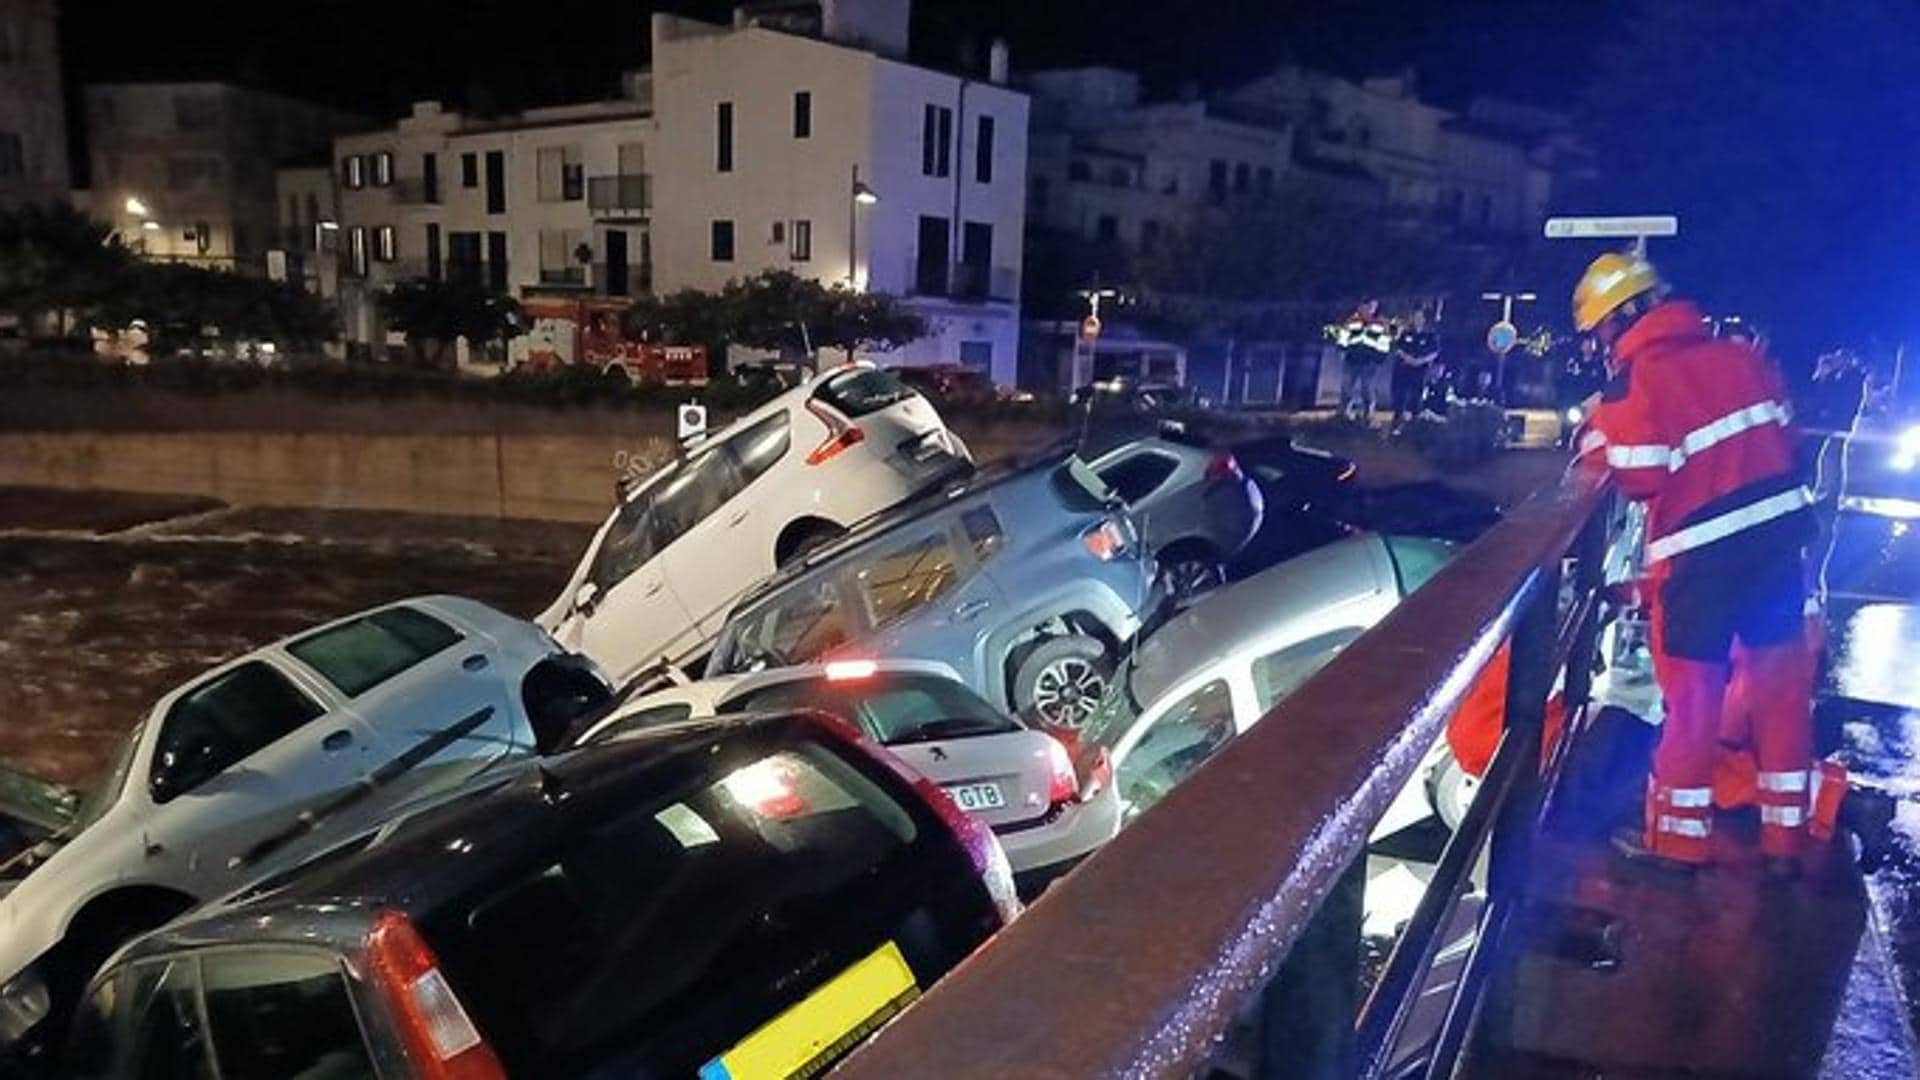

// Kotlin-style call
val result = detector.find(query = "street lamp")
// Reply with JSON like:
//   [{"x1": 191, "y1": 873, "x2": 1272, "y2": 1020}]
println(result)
[
  {"x1": 123, "y1": 196, "x2": 149, "y2": 217},
  {"x1": 1071, "y1": 285, "x2": 1119, "y2": 390},
  {"x1": 848, "y1": 165, "x2": 879, "y2": 290}
]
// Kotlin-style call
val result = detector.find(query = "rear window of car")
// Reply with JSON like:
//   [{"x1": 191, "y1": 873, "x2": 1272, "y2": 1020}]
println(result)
[
  {"x1": 199, "y1": 950, "x2": 376, "y2": 1080},
  {"x1": 420, "y1": 734, "x2": 958, "y2": 1077},
  {"x1": 1248, "y1": 628, "x2": 1366, "y2": 713},
  {"x1": 287, "y1": 606, "x2": 462, "y2": 697},
  {"x1": 814, "y1": 367, "x2": 919, "y2": 417},
  {"x1": 728, "y1": 674, "x2": 1020, "y2": 745}
]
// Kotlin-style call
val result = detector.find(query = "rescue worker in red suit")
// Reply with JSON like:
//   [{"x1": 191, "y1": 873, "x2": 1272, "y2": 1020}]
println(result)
[{"x1": 1570, "y1": 252, "x2": 1817, "y2": 874}]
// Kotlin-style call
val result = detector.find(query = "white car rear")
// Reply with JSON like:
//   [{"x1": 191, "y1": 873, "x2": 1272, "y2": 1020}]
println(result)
[
  {"x1": 539, "y1": 363, "x2": 971, "y2": 686},
  {"x1": 573, "y1": 660, "x2": 1120, "y2": 890}
]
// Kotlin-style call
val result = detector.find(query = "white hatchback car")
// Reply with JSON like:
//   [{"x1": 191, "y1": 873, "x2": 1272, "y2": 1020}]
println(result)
[
  {"x1": 1076, "y1": 533, "x2": 1463, "y2": 833},
  {"x1": 0, "y1": 596, "x2": 611, "y2": 1053},
  {"x1": 539, "y1": 363, "x2": 972, "y2": 687},
  {"x1": 573, "y1": 659, "x2": 1121, "y2": 893}
]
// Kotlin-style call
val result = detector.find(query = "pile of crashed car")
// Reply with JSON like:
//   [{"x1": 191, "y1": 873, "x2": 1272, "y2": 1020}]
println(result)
[{"x1": 0, "y1": 363, "x2": 1492, "y2": 1078}]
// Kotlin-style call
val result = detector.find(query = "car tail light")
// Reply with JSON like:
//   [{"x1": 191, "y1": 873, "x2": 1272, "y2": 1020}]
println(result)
[
  {"x1": 1045, "y1": 735, "x2": 1078, "y2": 807},
  {"x1": 1205, "y1": 452, "x2": 1243, "y2": 483},
  {"x1": 1081, "y1": 519, "x2": 1128, "y2": 561},
  {"x1": 804, "y1": 401, "x2": 867, "y2": 466},
  {"x1": 366, "y1": 910, "x2": 506, "y2": 1080}
]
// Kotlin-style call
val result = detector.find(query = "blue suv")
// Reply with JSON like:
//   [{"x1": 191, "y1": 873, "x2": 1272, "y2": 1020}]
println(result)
[{"x1": 706, "y1": 448, "x2": 1161, "y2": 729}]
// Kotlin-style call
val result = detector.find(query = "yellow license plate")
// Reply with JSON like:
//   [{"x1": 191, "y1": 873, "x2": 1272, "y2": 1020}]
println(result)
[{"x1": 699, "y1": 941, "x2": 921, "y2": 1080}]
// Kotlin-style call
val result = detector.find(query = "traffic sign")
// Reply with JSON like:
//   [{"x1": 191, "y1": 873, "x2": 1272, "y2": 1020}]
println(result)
[
  {"x1": 677, "y1": 401, "x2": 708, "y2": 442},
  {"x1": 1544, "y1": 215, "x2": 1679, "y2": 240},
  {"x1": 1081, "y1": 314, "x2": 1102, "y2": 340},
  {"x1": 1486, "y1": 321, "x2": 1520, "y2": 356}
]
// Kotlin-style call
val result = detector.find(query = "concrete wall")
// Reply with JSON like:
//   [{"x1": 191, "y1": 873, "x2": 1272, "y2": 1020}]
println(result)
[
  {"x1": 0, "y1": 432, "x2": 661, "y2": 524},
  {"x1": 0, "y1": 420, "x2": 1057, "y2": 525}
]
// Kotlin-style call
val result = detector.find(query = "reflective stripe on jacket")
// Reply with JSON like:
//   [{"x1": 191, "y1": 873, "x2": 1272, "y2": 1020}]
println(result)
[{"x1": 1575, "y1": 301, "x2": 1808, "y2": 566}]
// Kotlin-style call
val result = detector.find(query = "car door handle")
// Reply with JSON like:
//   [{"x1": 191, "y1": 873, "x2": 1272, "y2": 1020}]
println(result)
[
  {"x1": 727, "y1": 509, "x2": 750, "y2": 527},
  {"x1": 321, "y1": 729, "x2": 354, "y2": 752},
  {"x1": 954, "y1": 598, "x2": 991, "y2": 620},
  {"x1": 462, "y1": 654, "x2": 490, "y2": 672},
  {"x1": 643, "y1": 579, "x2": 665, "y2": 597}
]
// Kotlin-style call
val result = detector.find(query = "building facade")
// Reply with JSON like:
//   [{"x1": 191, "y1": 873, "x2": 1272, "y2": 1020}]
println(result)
[
  {"x1": 85, "y1": 82, "x2": 358, "y2": 272},
  {"x1": 0, "y1": 0, "x2": 69, "y2": 209},
  {"x1": 320, "y1": 0, "x2": 1029, "y2": 385}
]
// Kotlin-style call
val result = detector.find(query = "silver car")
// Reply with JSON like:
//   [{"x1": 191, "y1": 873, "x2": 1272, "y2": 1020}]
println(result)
[
  {"x1": 1088, "y1": 431, "x2": 1264, "y2": 602},
  {"x1": 574, "y1": 660, "x2": 1121, "y2": 893}
]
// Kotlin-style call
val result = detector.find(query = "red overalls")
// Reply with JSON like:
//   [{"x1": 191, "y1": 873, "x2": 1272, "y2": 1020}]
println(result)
[{"x1": 1577, "y1": 301, "x2": 1817, "y2": 863}]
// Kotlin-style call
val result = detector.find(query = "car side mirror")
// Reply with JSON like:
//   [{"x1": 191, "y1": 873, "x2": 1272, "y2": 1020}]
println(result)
[{"x1": 574, "y1": 581, "x2": 601, "y2": 617}]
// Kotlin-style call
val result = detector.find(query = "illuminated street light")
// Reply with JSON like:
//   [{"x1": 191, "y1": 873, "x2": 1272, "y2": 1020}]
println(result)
[
  {"x1": 317, "y1": 220, "x2": 340, "y2": 231},
  {"x1": 847, "y1": 165, "x2": 879, "y2": 289},
  {"x1": 124, "y1": 196, "x2": 150, "y2": 216}
]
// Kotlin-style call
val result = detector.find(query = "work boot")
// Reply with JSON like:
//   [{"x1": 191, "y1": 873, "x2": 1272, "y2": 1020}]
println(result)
[
  {"x1": 1609, "y1": 825, "x2": 1700, "y2": 878},
  {"x1": 1841, "y1": 786, "x2": 1898, "y2": 872}
]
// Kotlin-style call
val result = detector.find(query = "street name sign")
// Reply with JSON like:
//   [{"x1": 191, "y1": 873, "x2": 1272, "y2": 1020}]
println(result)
[{"x1": 1543, "y1": 215, "x2": 1679, "y2": 240}]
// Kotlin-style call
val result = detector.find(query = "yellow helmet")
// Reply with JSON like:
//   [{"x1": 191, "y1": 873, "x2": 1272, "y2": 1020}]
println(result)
[{"x1": 1571, "y1": 252, "x2": 1662, "y2": 332}]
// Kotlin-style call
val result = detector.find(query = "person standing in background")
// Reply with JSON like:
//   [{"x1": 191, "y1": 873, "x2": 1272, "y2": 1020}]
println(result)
[{"x1": 1390, "y1": 308, "x2": 1440, "y2": 434}]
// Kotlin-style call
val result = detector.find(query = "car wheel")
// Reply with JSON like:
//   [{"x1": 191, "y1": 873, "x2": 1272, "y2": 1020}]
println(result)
[
  {"x1": 1159, "y1": 549, "x2": 1226, "y2": 604},
  {"x1": 1014, "y1": 635, "x2": 1113, "y2": 730},
  {"x1": 1426, "y1": 755, "x2": 1480, "y2": 832}
]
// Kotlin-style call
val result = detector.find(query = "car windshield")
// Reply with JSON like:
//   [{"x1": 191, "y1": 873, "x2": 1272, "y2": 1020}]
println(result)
[{"x1": 727, "y1": 673, "x2": 1019, "y2": 745}]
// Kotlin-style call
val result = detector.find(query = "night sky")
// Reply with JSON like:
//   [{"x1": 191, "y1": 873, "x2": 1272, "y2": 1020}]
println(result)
[{"x1": 59, "y1": 0, "x2": 1615, "y2": 123}]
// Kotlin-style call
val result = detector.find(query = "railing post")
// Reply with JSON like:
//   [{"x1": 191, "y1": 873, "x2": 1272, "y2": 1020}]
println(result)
[{"x1": 1490, "y1": 563, "x2": 1559, "y2": 901}]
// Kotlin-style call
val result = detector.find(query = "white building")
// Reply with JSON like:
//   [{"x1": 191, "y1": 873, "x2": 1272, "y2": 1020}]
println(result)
[
  {"x1": 314, "y1": 0, "x2": 1029, "y2": 385},
  {"x1": 0, "y1": 0, "x2": 69, "y2": 210},
  {"x1": 86, "y1": 82, "x2": 358, "y2": 272}
]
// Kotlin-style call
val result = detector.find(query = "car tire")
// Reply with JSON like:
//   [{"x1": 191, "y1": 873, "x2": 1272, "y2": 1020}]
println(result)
[
  {"x1": 1426, "y1": 755, "x2": 1480, "y2": 833},
  {"x1": 1157, "y1": 545, "x2": 1226, "y2": 604},
  {"x1": 776, "y1": 522, "x2": 845, "y2": 567},
  {"x1": 1013, "y1": 635, "x2": 1113, "y2": 731}
]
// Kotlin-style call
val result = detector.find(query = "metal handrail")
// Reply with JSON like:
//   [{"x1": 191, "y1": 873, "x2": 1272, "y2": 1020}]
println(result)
[{"x1": 834, "y1": 475, "x2": 1613, "y2": 1079}]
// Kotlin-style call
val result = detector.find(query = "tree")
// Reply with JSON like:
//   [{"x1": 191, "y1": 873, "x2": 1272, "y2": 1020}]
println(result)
[
  {"x1": 99, "y1": 263, "x2": 337, "y2": 356},
  {"x1": 0, "y1": 204, "x2": 137, "y2": 336},
  {"x1": 1584, "y1": 1, "x2": 1920, "y2": 359},
  {"x1": 624, "y1": 270, "x2": 927, "y2": 369},
  {"x1": 378, "y1": 279, "x2": 521, "y2": 368}
]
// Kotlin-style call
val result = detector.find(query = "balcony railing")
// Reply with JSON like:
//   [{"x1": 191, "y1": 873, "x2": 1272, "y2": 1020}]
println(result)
[
  {"x1": 391, "y1": 177, "x2": 438, "y2": 205},
  {"x1": 591, "y1": 262, "x2": 654, "y2": 298},
  {"x1": 951, "y1": 263, "x2": 1018, "y2": 303},
  {"x1": 588, "y1": 174, "x2": 652, "y2": 216},
  {"x1": 537, "y1": 266, "x2": 588, "y2": 288}
]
